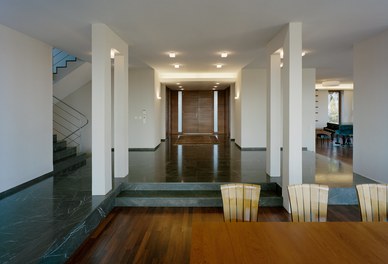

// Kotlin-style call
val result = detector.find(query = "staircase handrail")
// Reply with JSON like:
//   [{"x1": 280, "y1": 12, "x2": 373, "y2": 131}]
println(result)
[{"x1": 53, "y1": 96, "x2": 89, "y2": 143}]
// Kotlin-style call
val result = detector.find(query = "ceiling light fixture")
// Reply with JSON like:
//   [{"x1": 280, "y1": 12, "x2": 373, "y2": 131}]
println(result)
[
  {"x1": 213, "y1": 85, "x2": 218, "y2": 88},
  {"x1": 176, "y1": 83, "x2": 180, "y2": 85},
  {"x1": 178, "y1": 85, "x2": 183, "y2": 88},
  {"x1": 221, "y1": 52, "x2": 228, "y2": 58},
  {"x1": 110, "y1": 48, "x2": 119, "y2": 59},
  {"x1": 169, "y1": 52, "x2": 176, "y2": 58},
  {"x1": 216, "y1": 64, "x2": 223, "y2": 68},
  {"x1": 174, "y1": 64, "x2": 180, "y2": 69},
  {"x1": 216, "y1": 82, "x2": 220, "y2": 85},
  {"x1": 301, "y1": 51, "x2": 307, "y2": 57}
]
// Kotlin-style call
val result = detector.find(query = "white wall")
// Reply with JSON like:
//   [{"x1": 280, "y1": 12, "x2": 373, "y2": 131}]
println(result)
[
  {"x1": 154, "y1": 71, "x2": 163, "y2": 142},
  {"x1": 0, "y1": 24, "x2": 52, "y2": 193},
  {"x1": 62, "y1": 82, "x2": 92, "y2": 153},
  {"x1": 233, "y1": 71, "x2": 242, "y2": 146},
  {"x1": 302, "y1": 69, "x2": 316, "y2": 151},
  {"x1": 129, "y1": 68, "x2": 160, "y2": 148},
  {"x1": 54, "y1": 62, "x2": 91, "y2": 100},
  {"x1": 240, "y1": 69, "x2": 266, "y2": 148},
  {"x1": 160, "y1": 83, "x2": 167, "y2": 140},
  {"x1": 341, "y1": 90, "x2": 353, "y2": 123},
  {"x1": 353, "y1": 29, "x2": 388, "y2": 183},
  {"x1": 315, "y1": 90, "x2": 329, "y2": 128},
  {"x1": 231, "y1": 68, "x2": 315, "y2": 149}
]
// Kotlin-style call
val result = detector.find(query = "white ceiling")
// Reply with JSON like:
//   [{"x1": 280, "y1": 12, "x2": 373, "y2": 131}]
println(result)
[{"x1": 1, "y1": 0, "x2": 388, "y2": 89}]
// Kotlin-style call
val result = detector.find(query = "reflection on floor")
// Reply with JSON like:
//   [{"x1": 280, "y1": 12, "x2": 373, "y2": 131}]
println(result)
[{"x1": 0, "y1": 135, "x2": 375, "y2": 263}]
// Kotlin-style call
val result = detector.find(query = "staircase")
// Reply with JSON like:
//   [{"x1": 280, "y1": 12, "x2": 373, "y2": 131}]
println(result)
[
  {"x1": 53, "y1": 134, "x2": 87, "y2": 175},
  {"x1": 115, "y1": 182, "x2": 283, "y2": 207},
  {"x1": 52, "y1": 48, "x2": 88, "y2": 175}
]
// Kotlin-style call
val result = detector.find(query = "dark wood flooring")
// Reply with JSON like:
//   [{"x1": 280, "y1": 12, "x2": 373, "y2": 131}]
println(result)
[
  {"x1": 67, "y1": 206, "x2": 361, "y2": 264},
  {"x1": 67, "y1": 139, "x2": 355, "y2": 263}
]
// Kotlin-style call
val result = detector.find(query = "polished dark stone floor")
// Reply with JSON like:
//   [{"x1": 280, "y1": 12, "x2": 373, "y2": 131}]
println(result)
[
  {"x1": 128, "y1": 136, "x2": 373, "y2": 188},
  {"x1": 0, "y1": 136, "x2": 375, "y2": 263}
]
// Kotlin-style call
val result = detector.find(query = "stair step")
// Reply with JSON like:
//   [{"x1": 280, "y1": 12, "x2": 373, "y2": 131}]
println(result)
[
  {"x1": 53, "y1": 153, "x2": 87, "y2": 175},
  {"x1": 53, "y1": 140, "x2": 66, "y2": 152},
  {"x1": 53, "y1": 147, "x2": 77, "y2": 163},
  {"x1": 121, "y1": 182, "x2": 281, "y2": 192},
  {"x1": 115, "y1": 188, "x2": 283, "y2": 207}
]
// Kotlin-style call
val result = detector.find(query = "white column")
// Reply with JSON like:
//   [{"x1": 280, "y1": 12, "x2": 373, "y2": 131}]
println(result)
[
  {"x1": 282, "y1": 22, "x2": 303, "y2": 209},
  {"x1": 214, "y1": 91, "x2": 218, "y2": 133},
  {"x1": 266, "y1": 53, "x2": 282, "y2": 177},
  {"x1": 178, "y1": 91, "x2": 183, "y2": 133},
  {"x1": 114, "y1": 55, "x2": 129, "y2": 178},
  {"x1": 92, "y1": 24, "x2": 112, "y2": 195}
]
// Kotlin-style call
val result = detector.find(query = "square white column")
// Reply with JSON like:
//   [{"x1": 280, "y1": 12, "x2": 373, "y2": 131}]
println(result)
[
  {"x1": 266, "y1": 53, "x2": 282, "y2": 177},
  {"x1": 282, "y1": 22, "x2": 303, "y2": 209},
  {"x1": 114, "y1": 55, "x2": 129, "y2": 178},
  {"x1": 92, "y1": 24, "x2": 113, "y2": 195}
]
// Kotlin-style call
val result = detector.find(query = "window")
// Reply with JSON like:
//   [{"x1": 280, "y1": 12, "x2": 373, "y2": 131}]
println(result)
[{"x1": 328, "y1": 91, "x2": 341, "y2": 124}]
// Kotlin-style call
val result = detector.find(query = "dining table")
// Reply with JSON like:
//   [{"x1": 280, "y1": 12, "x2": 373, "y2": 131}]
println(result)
[{"x1": 190, "y1": 221, "x2": 388, "y2": 263}]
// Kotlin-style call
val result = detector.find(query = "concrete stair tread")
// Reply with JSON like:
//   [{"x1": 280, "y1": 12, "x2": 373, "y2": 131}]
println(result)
[
  {"x1": 118, "y1": 189, "x2": 280, "y2": 198},
  {"x1": 53, "y1": 153, "x2": 87, "y2": 174},
  {"x1": 115, "y1": 185, "x2": 283, "y2": 207},
  {"x1": 54, "y1": 147, "x2": 77, "y2": 163}
]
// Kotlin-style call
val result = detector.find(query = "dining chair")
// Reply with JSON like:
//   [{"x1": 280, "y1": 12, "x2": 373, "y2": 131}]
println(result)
[
  {"x1": 356, "y1": 184, "x2": 388, "y2": 222},
  {"x1": 220, "y1": 183, "x2": 261, "y2": 222},
  {"x1": 287, "y1": 184, "x2": 329, "y2": 222}
]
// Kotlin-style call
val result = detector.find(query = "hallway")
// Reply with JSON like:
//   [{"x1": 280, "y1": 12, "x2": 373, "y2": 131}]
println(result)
[{"x1": 128, "y1": 135, "x2": 367, "y2": 188}]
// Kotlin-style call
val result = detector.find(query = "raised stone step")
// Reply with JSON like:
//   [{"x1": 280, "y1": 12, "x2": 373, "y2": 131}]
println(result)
[
  {"x1": 115, "y1": 183, "x2": 283, "y2": 207},
  {"x1": 53, "y1": 153, "x2": 87, "y2": 175},
  {"x1": 54, "y1": 147, "x2": 77, "y2": 163},
  {"x1": 54, "y1": 140, "x2": 67, "y2": 152}
]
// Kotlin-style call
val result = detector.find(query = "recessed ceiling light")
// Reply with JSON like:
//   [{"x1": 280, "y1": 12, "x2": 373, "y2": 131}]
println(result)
[
  {"x1": 181, "y1": 88, "x2": 184, "y2": 90},
  {"x1": 176, "y1": 82, "x2": 180, "y2": 85},
  {"x1": 216, "y1": 83, "x2": 220, "y2": 85},
  {"x1": 221, "y1": 52, "x2": 228, "y2": 58},
  {"x1": 213, "y1": 86, "x2": 218, "y2": 88},
  {"x1": 216, "y1": 64, "x2": 223, "y2": 68},
  {"x1": 169, "y1": 52, "x2": 176, "y2": 58},
  {"x1": 212, "y1": 88, "x2": 216, "y2": 90},
  {"x1": 174, "y1": 64, "x2": 180, "y2": 69}
]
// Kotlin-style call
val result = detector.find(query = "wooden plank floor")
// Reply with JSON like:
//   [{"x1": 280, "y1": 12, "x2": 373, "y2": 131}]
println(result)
[{"x1": 67, "y1": 206, "x2": 360, "y2": 264}]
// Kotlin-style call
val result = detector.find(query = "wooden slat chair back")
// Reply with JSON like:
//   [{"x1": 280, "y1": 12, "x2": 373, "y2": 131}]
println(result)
[
  {"x1": 221, "y1": 183, "x2": 261, "y2": 222},
  {"x1": 288, "y1": 184, "x2": 329, "y2": 222},
  {"x1": 356, "y1": 184, "x2": 388, "y2": 222}
]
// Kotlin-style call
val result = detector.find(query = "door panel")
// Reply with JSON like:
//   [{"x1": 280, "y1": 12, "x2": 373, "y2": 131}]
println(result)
[
  {"x1": 183, "y1": 91, "x2": 213, "y2": 133},
  {"x1": 183, "y1": 91, "x2": 199, "y2": 133},
  {"x1": 198, "y1": 91, "x2": 213, "y2": 133}
]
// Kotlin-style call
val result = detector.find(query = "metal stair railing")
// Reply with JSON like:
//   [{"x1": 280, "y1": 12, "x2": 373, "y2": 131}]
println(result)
[{"x1": 53, "y1": 96, "x2": 89, "y2": 150}]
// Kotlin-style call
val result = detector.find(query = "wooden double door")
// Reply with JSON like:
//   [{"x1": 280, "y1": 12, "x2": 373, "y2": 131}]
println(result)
[
  {"x1": 167, "y1": 89, "x2": 229, "y2": 135},
  {"x1": 183, "y1": 91, "x2": 213, "y2": 133}
]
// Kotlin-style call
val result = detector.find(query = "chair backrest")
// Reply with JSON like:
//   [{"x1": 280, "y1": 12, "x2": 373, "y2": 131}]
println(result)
[
  {"x1": 288, "y1": 184, "x2": 329, "y2": 222},
  {"x1": 356, "y1": 184, "x2": 388, "y2": 222},
  {"x1": 220, "y1": 183, "x2": 261, "y2": 222}
]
